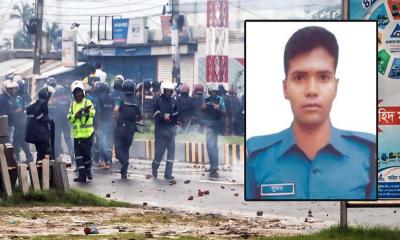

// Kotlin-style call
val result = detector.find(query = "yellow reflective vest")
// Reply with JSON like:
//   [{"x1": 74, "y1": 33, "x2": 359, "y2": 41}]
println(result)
[{"x1": 67, "y1": 98, "x2": 95, "y2": 139}]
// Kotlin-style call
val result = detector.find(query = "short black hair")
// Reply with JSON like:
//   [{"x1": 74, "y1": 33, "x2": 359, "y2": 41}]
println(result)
[
  {"x1": 284, "y1": 26, "x2": 339, "y2": 78},
  {"x1": 96, "y1": 63, "x2": 103, "y2": 69}
]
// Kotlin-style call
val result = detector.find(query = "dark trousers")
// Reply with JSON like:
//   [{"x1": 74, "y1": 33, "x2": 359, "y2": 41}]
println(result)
[
  {"x1": 152, "y1": 133, "x2": 175, "y2": 177},
  {"x1": 206, "y1": 127, "x2": 219, "y2": 172},
  {"x1": 34, "y1": 142, "x2": 50, "y2": 161},
  {"x1": 13, "y1": 127, "x2": 33, "y2": 162},
  {"x1": 54, "y1": 123, "x2": 73, "y2": 158},
  {"x1": 114, "y1": 130, "x2": 134, "y2": 175},
  {"x1": 74, "y1": 135, "x2": 93, "y2": 177}
]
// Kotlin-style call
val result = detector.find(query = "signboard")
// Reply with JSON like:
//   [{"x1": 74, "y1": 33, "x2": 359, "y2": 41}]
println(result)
[
  {"x1": 113, "y1": 18, "x2": 149, "y2": 44},
  {"x1": 160, "y1": 15, "x2": 190, "y2": 42},
  {"x1": 112, "y1": 18, "x2": 129, "y2": 43},
  {"x1": 351, "y1": 0, "x2": 400, "y2": 199},
  {"x1": 62, "y1": 30, "x2": 77, "y2": 67}
]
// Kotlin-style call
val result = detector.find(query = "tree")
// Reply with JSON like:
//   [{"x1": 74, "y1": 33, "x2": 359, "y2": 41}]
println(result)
[
  {"x1": 10, "y1": 2, "x2": 35, "y2": 49},
  {"x1": 45, "y1": 22, "x2": 62, "y2": 51}
]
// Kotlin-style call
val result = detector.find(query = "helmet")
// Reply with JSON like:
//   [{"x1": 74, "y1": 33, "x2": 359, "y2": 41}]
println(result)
[
  {"x1": 144, "y1": 80, "x2": 152, "y2": 91},
  {"x1": 152, "y1": 81, "x2": 160, "y2": 92},
  {"x1": 180, "y1": 84, "x2": 190, "y2": 93},
  {"x1": 160, "y1": 81, "x2": 174, "y2": 94},
  {"x1": 136, "y1": 82, "x2": 143, "y2": 92},
  {"x1": 2, "y1": 80, "x2": 18, "y2": 93},
  {"x1": 71, "y1": 80, "x2": 85, "y2": 93},
  {"x1": 193, "y1": 83, "x2": 204, "y2": 94},
  {"x1": 12, "y1": 74, "x2": 23, "y2": 82},
  {"x1": 208, "y1": 83, "x2": 218, "y2": 93},
  {"x1": 122, "y1": 79, "x2": 135, "y2": 93},
  {"x1": 15, "y1": 79, "x2": 26, "y2": 92},
  {"x1": 115, "y1": 74, "x2": 124, "y2": 81},
  {"x1": 38, "y1": 86, "x2": 55, "y2": 100},
  {"x1": 93, "y1": 81, "x2": 110, "y2": 94},
  {"x1": 113, "y1": 78, "x2": 124, "y2": 91},
  {"x1": 46, "y1": 77, "x2": 57, "y2": 88},
  {"x1": 218, "y1": 84, "x2": 227, "y2": 94}
]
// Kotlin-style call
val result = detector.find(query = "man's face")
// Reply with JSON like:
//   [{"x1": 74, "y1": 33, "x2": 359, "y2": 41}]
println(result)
[
  {"x1": 283, "y1": 47, "x2": 338, "y2": 128},
  {"x1": 164, "y1": 89, "x2": 173, "y2": 98},
  {"x1": 73, "y1": 89, "x2": 84, "y2": 102}
]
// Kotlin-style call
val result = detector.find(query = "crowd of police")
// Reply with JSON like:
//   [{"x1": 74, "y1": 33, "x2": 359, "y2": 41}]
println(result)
[{"x1": 0, "y1": 69, "x2": 244, "y2": 182}]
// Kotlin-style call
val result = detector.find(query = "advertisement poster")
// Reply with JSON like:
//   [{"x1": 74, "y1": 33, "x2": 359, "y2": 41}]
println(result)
[
  {"x1": 61, "y1": 30, "x2": 77, "y2": 67},
  {"x1": 351, "y1": 0, "x2": 400, "y2": 199},
  {"x1": 112, "y1": 18, "x2": 129, "y2": 43}
]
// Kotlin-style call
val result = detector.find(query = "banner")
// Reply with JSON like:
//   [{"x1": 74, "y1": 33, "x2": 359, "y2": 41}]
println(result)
[
  {"x1": 61, "y1": 30, "x2": 77, "y2": 67},
  {"x1": 351, "y1": 0, "x2": 400, "y2": 199}
]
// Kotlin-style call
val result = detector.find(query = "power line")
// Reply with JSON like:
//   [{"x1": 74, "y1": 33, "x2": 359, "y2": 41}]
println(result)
[{"x1": 45, "y1": 0, "x2": 151, "y2": 9}]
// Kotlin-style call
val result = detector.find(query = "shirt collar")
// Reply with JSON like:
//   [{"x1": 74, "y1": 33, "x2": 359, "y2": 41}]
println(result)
[{"x1": 276, "y1": 124, "x2": 349, "y2": 159}]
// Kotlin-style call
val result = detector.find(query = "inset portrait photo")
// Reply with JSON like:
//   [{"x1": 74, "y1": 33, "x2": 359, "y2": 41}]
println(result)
[{"x1": 245, "y1": 21, "x2": 377, "y2": 200}]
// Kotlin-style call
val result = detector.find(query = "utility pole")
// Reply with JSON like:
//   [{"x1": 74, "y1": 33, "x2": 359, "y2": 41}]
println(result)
[
  {"x1": 32, "y1": 0, "x2": 44, "y2": 99},
  {"x1": 170, "y1": 0, "x2": 180, "y2": 85},
  {"x1": 33, "y1": 0, "x2": 44, "y2": 74}
]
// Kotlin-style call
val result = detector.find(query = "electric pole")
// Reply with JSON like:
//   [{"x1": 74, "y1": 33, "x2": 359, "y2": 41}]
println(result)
[
  {"x1": 33, "y1": 0, "x2": 44, "y2": 74},
  {"x1": 170, "y1": 0, "x2": 180, "y2": 85}
]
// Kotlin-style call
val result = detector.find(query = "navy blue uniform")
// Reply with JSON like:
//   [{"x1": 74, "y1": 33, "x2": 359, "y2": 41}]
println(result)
[
  {"x1": 152, "y1": 95, "x2": 178, "y2": 179},
  {"x1": 246, "y1": 126, "x2": 376, "y2": 200},
  {"x1": 114, "y1": 94, "x2": 141, "y2": 176},
  {"x1": 202, "y1": 95, "x2": 226, "y2": 174}
]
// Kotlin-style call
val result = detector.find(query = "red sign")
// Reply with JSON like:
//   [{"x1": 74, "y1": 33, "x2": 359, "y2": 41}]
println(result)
[{"x1": 378, "y1": 99, "x2": 400, "y2": 132}]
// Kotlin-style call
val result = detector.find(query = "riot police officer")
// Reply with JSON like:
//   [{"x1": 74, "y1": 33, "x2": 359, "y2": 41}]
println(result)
[
  {"x1": 114, "y1": 79, "x2": 142, "y2": 179},
  {"x1": 0, "y1": 79, "x2": 18, "y2": 142},
  {"x1": 152, "y1": 81, "x2": 179, "y2": 180},
  {"x1": 13, "y1": 76, "x2": 33, "y2": 162},
  {"x1": 68, "y1": 80, "x2": 96, "y2": 182},
  {"x1": 201, "y1": 83, "x2": 226, "y2": 178},
  {"x1": 191, "y1": 83, "x2": 205, "y2": 133},
  {"x1": 176, "y1": 84, "x2": 193, "y2": 133},
  {"x1": 25, "y1": 86, "x2": 55, "y2": 161},
  {"x1": 93, "y1": 81, "x2": 115, "y2": 169}
]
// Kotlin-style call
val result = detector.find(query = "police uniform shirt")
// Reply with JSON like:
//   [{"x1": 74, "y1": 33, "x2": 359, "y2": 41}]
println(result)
[{"x1": 246, "y1": 125, "x2": 376, "y2": 200}]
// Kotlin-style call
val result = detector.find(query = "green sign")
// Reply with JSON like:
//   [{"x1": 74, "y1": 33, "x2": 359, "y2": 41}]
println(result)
[{"x1": 378, "y1": 49, "x2": 391, "y2": 75}]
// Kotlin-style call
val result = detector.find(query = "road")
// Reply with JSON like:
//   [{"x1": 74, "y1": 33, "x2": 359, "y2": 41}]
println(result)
[{"x1": 69, "y1": 158, "x2": 400, "y2": 229}]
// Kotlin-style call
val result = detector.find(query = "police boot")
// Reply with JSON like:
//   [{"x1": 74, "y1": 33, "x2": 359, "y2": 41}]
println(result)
[
  {"x1": 152, "y1": 161, "x2": 160, "y2": 179},
  {"x1": 120, "y1": 161, "x2": 129, "y2": 179},
  {"x1": 164, "y1": 161, "x2": 174, "y2": 180},
  {"x1": 74, "y1": 169, "x2": 87, "y2": 183},
  {"x1": 86, "y1": 171, "x2": 93, "y2": 180}
]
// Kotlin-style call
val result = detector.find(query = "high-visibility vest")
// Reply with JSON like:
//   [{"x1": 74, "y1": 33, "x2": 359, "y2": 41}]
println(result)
[{"x1": 67, "y1": 98, "x2": 95, "y2": 139}]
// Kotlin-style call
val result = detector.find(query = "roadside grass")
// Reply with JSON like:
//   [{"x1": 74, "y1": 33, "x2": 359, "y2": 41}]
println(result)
[
  {"x1": 255, "y1": 225, "x2": 400, "y2": 240},
  {"x1": 0, "y1": 188, "x2": 134, "y2": 208}
]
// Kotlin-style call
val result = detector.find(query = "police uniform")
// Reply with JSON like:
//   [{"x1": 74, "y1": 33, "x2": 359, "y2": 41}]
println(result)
[
  {"x1": 114, "y1": 92, "x2": 141, "y2": 178},
  {"x1": 67, "y1": 97, "x2": 95, "y2": 182},
  {"x1": 246, "y1": 126, "x2": 376, "y2": 200}
]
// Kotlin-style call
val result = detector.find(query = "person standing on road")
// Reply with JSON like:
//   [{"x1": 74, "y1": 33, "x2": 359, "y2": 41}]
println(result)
[
  {"x1": 68, "y1": 80, "x2": 96, "y2": 183},
  {"x1": 0, "y1": 79, "x2": 18, "y2": 142},
  {"x1": 202, "y1": 83, "x2": 226, "y2": 178},
  {"x1": 114, "y1": 79, "x2": 142, "y2": 179},
  {"x1": 152, "y1": 81, "x2": 179, "y2": 180}
]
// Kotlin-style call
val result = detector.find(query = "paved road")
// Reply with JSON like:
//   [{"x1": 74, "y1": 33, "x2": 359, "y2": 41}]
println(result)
[{"x1": 69, "y1": 158, "x2": 400, "y2": 228}]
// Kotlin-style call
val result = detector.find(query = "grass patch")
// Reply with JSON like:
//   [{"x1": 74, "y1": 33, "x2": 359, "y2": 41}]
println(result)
[
  {"x1": 135, "y1": 132, "x2": 244, "y2": 145},
  {"x1": 0, "y1": 188, "x2": 133, "y2": 208},
  {"x1": 255, "y1": 226, "x2": 400, "y2": 240}
]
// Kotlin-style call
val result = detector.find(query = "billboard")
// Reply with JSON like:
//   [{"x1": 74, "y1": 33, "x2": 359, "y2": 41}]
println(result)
[
  {"x1": 62, "y1": 30, "x2": 77, "y2": 67},
  {"x1": 113, "y1": 18, "x2": 149, "y2": 44},
  {"x1": 351, "y1": 0, "x2": 400, "y2": 199}
]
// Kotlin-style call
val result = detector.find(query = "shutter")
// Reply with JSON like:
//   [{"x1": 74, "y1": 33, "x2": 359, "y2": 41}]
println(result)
[{"x1": 157, "y1": 55, "x2": 194, "y2": 85}]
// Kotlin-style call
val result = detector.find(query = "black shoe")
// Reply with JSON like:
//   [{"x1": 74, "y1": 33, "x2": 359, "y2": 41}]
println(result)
[
  {"x1": 87, "y1": 172, "x2": 93, "y2": 180},
  {"x1": 121, "y1": 173, "x2": 128, "y2": 179},
  {"x1": 209, "y1": 171, "x2": 219, "y2": 178},
  {"x1": 164, "y1": 175, "x2": 174, "y2": 180},
  {"x1": 152, "y1": 168, "x2": 158, "y2": 179},
  {"x1": 73, "y1": 176, "x2": 86, "y2": 183}
]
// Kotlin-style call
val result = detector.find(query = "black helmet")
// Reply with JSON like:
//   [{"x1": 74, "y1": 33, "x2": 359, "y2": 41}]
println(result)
[
  {"x1": 144, "y1": 80, "x2": 152, "y2": 91},
  {"x1": 15, "y1": 79, "x2": 26, "y2": 92},
  {"x1": 46, "y1": 77, "x2": 57, "y2": 88},
  {"x1": 122, "y1": 79, "x2": 135, "y2": 93},
  {"x1": 114, "y1": 78, "x2": 124, "y2": 91},
  {"x1": 93, "y1": 81, "x2": 110, "y2": 94},
  {"x1": 152, "y1": 81, "x2": 160, "y2": 92},
  {"x1": 38, "y1": 86, "x2": 55, "y2": 100}
]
